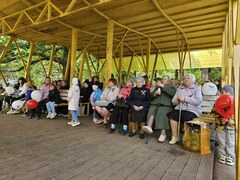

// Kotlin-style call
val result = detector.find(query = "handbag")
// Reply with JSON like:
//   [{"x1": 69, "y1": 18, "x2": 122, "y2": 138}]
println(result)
[
  {"x1": 95, "y1": 100, "x2": 110, "y2": 107},
  {"x1": 182, "y1": 121, "x2": 211, "y2": 155},
  {"x1": 115, "y1": 98, "x2": 128, "y2": 108}
]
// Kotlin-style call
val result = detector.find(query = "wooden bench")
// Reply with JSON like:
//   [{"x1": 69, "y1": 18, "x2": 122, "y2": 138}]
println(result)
[
  {"x1": 57, "y1": 89, "x2": 90, "y2": 117},
  {"x1": 193, "y1": 95, "x2": 219, "y2": 123}
]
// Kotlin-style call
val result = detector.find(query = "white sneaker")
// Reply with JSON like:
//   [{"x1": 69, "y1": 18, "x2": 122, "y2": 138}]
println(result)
[
  {"x1": 7, "y1": 109, "x2": 19, "y2": 115},
  {"x1": 142, "y1": 126, "x2": 153, "y2": 134},
  {"x1": 50, "y1": 112, "x2": 57, "y2": 119},
  {"x1": 225, "y1": 156, "x2": 234, "y2": 166},
  {"x1": 46, "y1": 112, "x2": 52, "y2": 119},
  {"x1": 68, "y1": 121, "x2": 73, "y2": 125},
  {"x1": 218, "y1": 155, "x2": 226, "y2": 164},
  {"x1": 158, "y1": 135, "x2": 166, "y2": 142},
  {"x1": 72, "y1": 122, "x2": 80, "y2": 127},
  {"x1": 169, "y1": 136, "x2": 178, "y2": 145},
  {"x1": 93, "y1": 118, "x2": 98, "y2": 123}
]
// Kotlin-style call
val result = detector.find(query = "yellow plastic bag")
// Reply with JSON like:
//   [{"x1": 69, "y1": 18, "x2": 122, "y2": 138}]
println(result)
[{"x1": 182, "y1": 121, "x2": 211, "y2": 155}]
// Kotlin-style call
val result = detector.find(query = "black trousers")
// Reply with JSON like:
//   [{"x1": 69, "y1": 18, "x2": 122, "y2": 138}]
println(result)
[
  {"x1": 30, "y1": 99, "x2": 47, "y2": 118},
  {"x1": 5, "y1": 95, "x2": 25, "y2": 106},
  {"x1": 0, "y1": 100, "x2": 3, "y2": 111},
  {"x1": 110, "y1": 106, "x2": 129, "y2": 125}
]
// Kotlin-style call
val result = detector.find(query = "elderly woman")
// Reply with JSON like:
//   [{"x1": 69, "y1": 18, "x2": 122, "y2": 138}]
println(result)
[
  {"x1": 127, "y1": 77, "x2": 150, "y2": 139},
  {"x1": 142, "y1": 75, "x2": 176, "y2": 142},
  {"x1": 95, "y1": 78, "x2": 119, "y2": 127},
  {"x1": 168, "y1": 74, "x2": 202, "y2": 144}
]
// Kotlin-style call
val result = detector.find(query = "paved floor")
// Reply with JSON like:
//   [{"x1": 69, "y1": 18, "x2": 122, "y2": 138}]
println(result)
[{"x1": 0, "y1": 113, "x2": 235, "y2": 180}]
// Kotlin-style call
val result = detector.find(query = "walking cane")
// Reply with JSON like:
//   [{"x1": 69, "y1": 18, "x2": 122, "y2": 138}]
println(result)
[{"x1": 177, "y1": 102, "x2": 182, "y2": 143}]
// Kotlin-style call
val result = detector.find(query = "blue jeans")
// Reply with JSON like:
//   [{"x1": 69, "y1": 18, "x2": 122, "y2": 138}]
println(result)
[
  {"x1": 71, "y1": 110, "x2": 79, "y2": 123},
  {"x1": 46, "y1": 101, "x2": 56, "y2": 113}
]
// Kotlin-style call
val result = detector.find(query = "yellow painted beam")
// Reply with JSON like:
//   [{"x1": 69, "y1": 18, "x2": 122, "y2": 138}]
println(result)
[
  {"x1": 78, "y1": 51, "x2": 86, "y2": 81},
  {"x1": 0, "y1": 69, "x2": 7, "y2": 85},
  {"x1": 88, "y1": 52, "x2": 97, "y2": 74},
  {"x1": 0, "y1": 0, "x2": 111, "y2": 35},
  {"x1": 235, "y1": 0, "x2": 240, "y2": 44},
  {"x1": 25, "y1": 41, "x2": 35, "y2": 80},
  {"x1": 228, "y1": 0, "x2": 234, "y2": 58},
  {"x1": 146, "y1": 38, "x2": 151, "y2": 76},
  {"x1": 137, "y1": 35, "x2": 146, "y2": 71},
  {"x1": 118, "y1": 42, "x2": 123, "y2": 85},
  {"x1": 70, "y1": 28, "x2": 78, "y2": 84},
  {"x1": 150, "y1": 50, "x2": 159, "y2": 86},
  {"x1": 64, "y1": 47, "x2": 71, "y2": 80},
  {"x1": 126, "y1": 54, "x2": 134, "y2": 80},
  {"x1": 85, "y1": 51, "x2": 92, "y2": 80},
  {"x1": 47, "y1": 45, "x2": 56, "y2": 77},
  {"x1": 14, "y1": 40, "x2": 26, "y2": 72},
  {"x1": 0, "y1": 37, "x2": 14, "y2": 64},
  {"x1": 105, "y1": 19, "x2": 114, "y2": 85},
  {"x1": 35, "y1": 49, "x2": 47, "y2": 76},
  {"x1": 234, "y1": 45, "x2": 240, "y2": 180}
]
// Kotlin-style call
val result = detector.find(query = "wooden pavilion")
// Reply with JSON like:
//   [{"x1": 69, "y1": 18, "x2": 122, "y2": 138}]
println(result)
[{"x1": 0, "y1": 0, "x2": 239, "y2": 178}]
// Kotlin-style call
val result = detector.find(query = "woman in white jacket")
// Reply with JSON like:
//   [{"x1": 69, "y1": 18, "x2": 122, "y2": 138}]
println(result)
[
  {"x1": 67, "y1": 77, "x2": 80, "y2": 127},
  {"x1": 95, "y1": 78, "x2": 119, "y2": 127}
]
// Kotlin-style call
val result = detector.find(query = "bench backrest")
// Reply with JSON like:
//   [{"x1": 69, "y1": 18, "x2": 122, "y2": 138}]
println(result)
[
  {"x1": 201, "y1": 95, "x2": 219, "y2": 113},
  {"x1": 59, "y1": 89, "x2": 68, "y2": 101}
]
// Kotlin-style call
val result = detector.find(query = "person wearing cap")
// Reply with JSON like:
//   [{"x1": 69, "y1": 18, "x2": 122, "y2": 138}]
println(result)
[
  {"x1": 108, "y1": 79, "x2": 134, "y2": 135},
  {"x1": 46, "y1": 84, "x2": 61, "y2": 119},
  {"x1": 90, "y1": 83, "x2": 103, "y2": 123},
  {"x1": 168, "y1": 73, "x2": 202, "y2": 144},
  {"x1": 215, "y1": 85, "x2": 235, "y2": 166},
  {"x1": 67, "y1": 77, "x2": 81, "y2": 127},
  {"x1": 127, "y1": 77, "x2": 150, "y2": 139},
  {"x1": 142, "y1": 75, "x2": 176, "y2": 142},
  {"x1": 23, "y1": 81, "x2": 35, "y2": 117}
]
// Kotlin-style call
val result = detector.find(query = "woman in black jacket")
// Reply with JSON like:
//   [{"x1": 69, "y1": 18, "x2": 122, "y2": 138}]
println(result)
[
  {"x1": 46, "y1": 84, "x2": 61, "y2": 119},
  {"x1": 127, "y1": 77, "x2": 150, "y2": 139}
]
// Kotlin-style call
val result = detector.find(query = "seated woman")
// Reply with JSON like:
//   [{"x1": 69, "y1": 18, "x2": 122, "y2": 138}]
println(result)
[
  {"x1": 142, "y1": 75, "x2": 176, "y2": 142},
  {"x1": 109, "y1": 79, "x2": 134, "y2": 135},
  {"x1": 95, "y1": 78, "x2": 119, "y2": 127},
  {"x1": 6, "y1": 77, "x2": 27, "y2": 114},
  {"x1": 127, "y1": 77, "x2": 150, "y2": 139},
  {"x1": 168, "y1": 73, "x2": 202, "y2": 144}
]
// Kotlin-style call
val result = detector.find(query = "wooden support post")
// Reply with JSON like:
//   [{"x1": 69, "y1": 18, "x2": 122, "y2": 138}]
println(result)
[
  {"x1": 118, "y1": 42, "x2": 123, "y2": 85},
  {"x1": 88, "y1": 52, "x2": 97, "y2": 74},
  {"x1": 47, "y1": 45, "x2": 56, "y2": 77},
  {"x1": 0, "y1": 37, "x2": 14, "y2": 64},
  {"x1": 222, "y1": 30, "x2": 226, "y2": 86},
  {"x1": 229, "y1": 0, "x2": 234, "y2": 58},
  {"x1": 56, "y1": 57, "x2": 64, "y2": 78},
  {"x1": 85, "y1": 51, "x2": 92, "y2": 79},
  {"x1": 126, "y1": 54, "x2": 134, "y2": 80},
  {"x1": 96, "y1": 46, "x2": 100, "y2": 73},
  {"x1": 233, "y1": 45, "x2": 240, "y2": 180},
  {"x1": 146, "y1": 38, "x2": 151, "y2": 76},
  {"x1": 64, "y1": 47, "x2": 71, "y2": 80},
  {"x1": 0, "y1": 69, "x2": 7, "y2": 85},
  {"x1": 235, "y1": 0, "x2": 240, "y2": 44},
  {"x1": 150, "y1": 50, "x2": 159, "y2": 86},
  {"x1": 35, "y1": 49, "x2": 47, "y2": 76},
  {"x1": 105, "y1": 19, "x2": 114, "y2": 85},
  {"x1": 25, "y1": 41, "x2": 35, "y2": 80},
  {"x1": 137, "y1": 35, "x2": 146, "y2": 71},
  {"x1": 78, "y1": 50, "x2": 86, "y2": 82},
  {"x1": 70, "y1": 28, "x2": 78, "y2": 84},
  {"x1": 14, "y1": 40, "x2": 26, "y2": 71}
]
